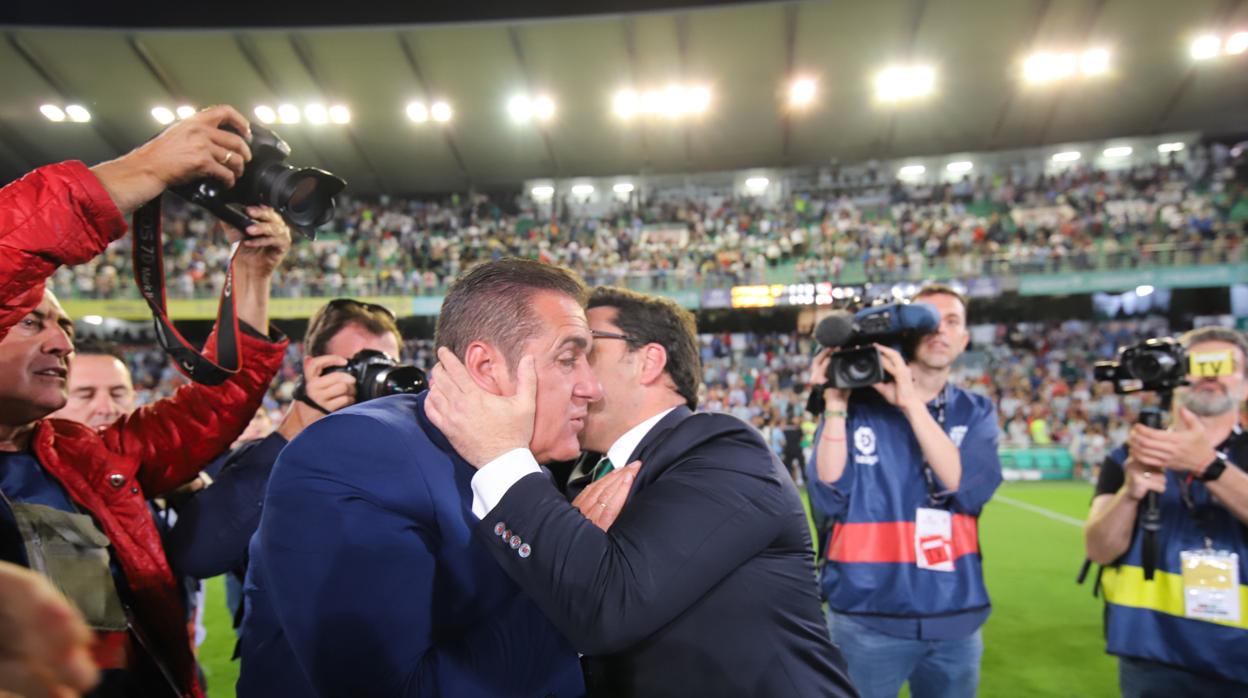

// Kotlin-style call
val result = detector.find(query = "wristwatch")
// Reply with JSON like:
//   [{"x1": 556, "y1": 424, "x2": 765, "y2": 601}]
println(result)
[{"x1": 1198, "y1": 456, "x2": 1228, "y2": 483}]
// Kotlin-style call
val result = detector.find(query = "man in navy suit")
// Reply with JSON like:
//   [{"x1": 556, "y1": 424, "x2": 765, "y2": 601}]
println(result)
[
  {"x1": 426, "y1": 287, "x2": 858, "y2": 698},
  {"x1": 237, "y1": 259, "x2": 595, "y2": 697}
]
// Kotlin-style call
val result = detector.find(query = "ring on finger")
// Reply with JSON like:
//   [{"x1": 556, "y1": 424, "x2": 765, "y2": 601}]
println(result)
[
  {"x1": 597, "y1": 501, "x2": 608, "y2": 509},
  {"x1": 222, "y1": 151, "x2": 234, "y2": 165}
]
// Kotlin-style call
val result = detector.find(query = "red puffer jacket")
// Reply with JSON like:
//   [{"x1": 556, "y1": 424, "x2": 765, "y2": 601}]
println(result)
[{"x1": 1, "y1": 161, "x2": 287, "y2": 697}]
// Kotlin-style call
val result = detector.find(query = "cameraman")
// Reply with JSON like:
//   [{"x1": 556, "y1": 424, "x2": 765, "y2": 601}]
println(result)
[
  {"x1": 1084, "y1": 327, "x2": 1248, "y2": 696},
  {"x1": 0, "y1": 105, "x2": 290, "y2": 698},
  {"x1": 163, "y1": 298, "x2": 402, "y2": 587},
  {"x1": 805, "y1": 284, "x2": 1002, "y2": 698}
]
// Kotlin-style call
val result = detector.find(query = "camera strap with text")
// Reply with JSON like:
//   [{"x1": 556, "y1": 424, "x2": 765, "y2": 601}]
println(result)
[{"x1": 131, "y1": 197, "x2": 241, "y2": 385}]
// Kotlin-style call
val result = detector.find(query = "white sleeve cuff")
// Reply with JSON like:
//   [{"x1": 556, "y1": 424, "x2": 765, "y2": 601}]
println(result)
[{"x1": 470, "y1": 448, "x2": 542, "y2": 519}]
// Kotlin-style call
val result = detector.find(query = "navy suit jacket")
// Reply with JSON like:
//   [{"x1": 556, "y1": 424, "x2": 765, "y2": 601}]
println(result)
[
  {"x1": 479, "y1": 407, "x2": 857, "y2": 698},
  {"x1": 237, "y1": 393, "x2": 583, "y2": 697}
]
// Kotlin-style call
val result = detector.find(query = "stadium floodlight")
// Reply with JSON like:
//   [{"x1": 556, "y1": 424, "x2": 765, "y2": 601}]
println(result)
[
  {"x1": 1135, "y1": 285, "x2": 1155, "y2": 297},
  {"x1": 946, "y1": 161, "x2": 973, "y2": 173},
  {"x1": 175, "y1": 105, "x2": 196, "y2": 120},
  {"x1": 1080, "y1": 48, "x2": 1111, "y2": 75},
  {"x1": 1191, "y1": 35, "x2": 1221, "y2": 60},
  {"x1": 1157, "y1": 142, "x2": 1185, "y2": 153},
  {"x1": 329, "y1": 105, "x2": 351, "y2": 124},
  {"x1": 407, "y1": 101, "x2": 429, "y2": 123},
  {"x1": 64, "y1": 105, "x2": 91, "y2": 123},
  {"x1": 431, "y1": 101, "x2": 453, "y2": 123},
  {"x1": 1052, "y1": 151, "x2": 1081, "y2": 162},
  {"x1": 151, "y1": 107, "x2": 175, "y2": 125},
  {"x1": 571, "y1": 184, "x2": 594, "y2": 196},
  {"x1": 1226, "y1": 32, "x2": 1248, "y2": 55},
  {"x1": 1024, "y1": 52, "x2": 1078, "y2": 84},
  {"x1": 613, "y1": 182, "x2": 635, "y2": 194},
  {"x1": 254, "y1": 105, "x2": 277, "y2": 124},
  {"x1": 874, "y1": 65, "x2": 935, "y2": 103},
  {"x1": 898, "y1": 164, "x2": 926, "y2": 178},
  {"x1": 533, "y1": 95, "x2": 556, "y2": 121},
  {"x1": 614, "y1": 90, "x2": 639, "y2": 119},
  {"x1": 1103, "y1": 146, "x2": 1133, "y2": 158},
  {"x1": 277, "y1": 104, "x2": 301, "y2": 124},
  {"x1": 530, "y1": 185, "x2": 555, "y2": 199},
  {"x1": 40, "y1": 104, "x2": 66, "y2": 122},
  {"x1": 789, "y1": 77, "x2": 817, "y2": 108},
  {"x1": 688, "y1": 86, "x2": 712, "y2": 115},
  {"x1": 509, "y1": 96, "x2": 533, "y2": 122},
  {"x1": 305, "y1": 103, "x2": 329, "y2": 124},
  {"x1": 745, "y1": 176, "x2": 770, "y2": 193}
]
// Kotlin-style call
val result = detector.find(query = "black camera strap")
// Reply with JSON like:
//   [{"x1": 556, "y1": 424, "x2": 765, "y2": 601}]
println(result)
[{"x1": 131, "y1": 198, "x2": 242, "y2": 385}]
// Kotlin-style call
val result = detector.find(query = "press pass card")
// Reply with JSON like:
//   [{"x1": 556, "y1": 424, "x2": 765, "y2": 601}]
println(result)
[
  {"x1": 915, "y1": 507, "x2": 955, "y2": 572},
  {"x1": 1181, "y1": 549, "x2": 1240, "y2": 624},
  {"x1": 1189, "y1": 350, "x2": 1236, "y2": 378}
]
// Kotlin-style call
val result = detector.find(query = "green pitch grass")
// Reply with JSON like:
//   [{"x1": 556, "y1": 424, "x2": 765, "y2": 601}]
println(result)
[{"x1": 197, "y1": 481, "x2": 1117, "y2": 697}]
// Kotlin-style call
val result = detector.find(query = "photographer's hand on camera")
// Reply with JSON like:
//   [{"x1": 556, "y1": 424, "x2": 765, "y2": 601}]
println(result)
[
  {"x1": 277, "y1": 354, "x2": 358, "y2": 440},
  {"x1": 90, "y1": 105, "x2": 254, "y2": 217},
  {"x1": 870, "y1": 344, "x2": 920, "y2": 411},
  {"x1": 223, "y1": 205, "x2": 291, "y2": 335},
  {"x1": 1122, "y1": 456, "x2": 1167, "y2": 501},
  {"x1": 1127, "y1": 407, "x2": 1218, "y2": 475}
]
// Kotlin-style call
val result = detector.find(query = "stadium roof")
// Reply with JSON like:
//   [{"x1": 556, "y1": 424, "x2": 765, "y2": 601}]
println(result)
[{"x1": 2, "y1": 0, "x2": 1247, "y2": 194}]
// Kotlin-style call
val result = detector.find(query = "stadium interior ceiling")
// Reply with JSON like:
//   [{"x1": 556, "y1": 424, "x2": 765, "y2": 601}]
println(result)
[{"x1": 3, "y1": 0, "x2": 1248, "y2": 194}]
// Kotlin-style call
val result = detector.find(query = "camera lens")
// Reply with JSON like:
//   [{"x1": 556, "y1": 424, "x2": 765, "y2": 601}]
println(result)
[
  {"x1": 1126, "y1": 350, "x2": 1176, "y2": 384},
  {"x1": 844, "y1": 354, "x2": 877, "y2": 384},
  {"x1": 287, "y1": 177, "x2": 318, "y2": 215}
]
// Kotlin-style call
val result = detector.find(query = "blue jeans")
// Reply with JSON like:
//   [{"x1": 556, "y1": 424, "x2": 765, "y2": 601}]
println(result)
[
  {"x1": 1118, "y1": 657, "x2": 1248, "y2": 698},
  {"x1": 828, "y1": 611, "x2": 982, "y2": 698}
]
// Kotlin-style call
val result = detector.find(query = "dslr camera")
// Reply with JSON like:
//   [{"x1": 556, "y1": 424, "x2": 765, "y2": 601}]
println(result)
[
  {"x1": 325, "y1": 350, "x2": 428, "y2": 403},
  {"x1": 818, "y1": 302, "x2": 941, "y2": 390},
  {"x1": 172, "y1": 123, "x2": 346, "y2": 238},
  {"x1": 1093, "y1": 338, "x2": 1187, "y2": 394}
]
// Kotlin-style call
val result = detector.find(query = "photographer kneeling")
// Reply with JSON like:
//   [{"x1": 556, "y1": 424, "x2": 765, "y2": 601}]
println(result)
[
  {"x1": 805, "y1": 284, "x2": 1002, "y2": 698},
  {"x1": 1084, "y1": 327, "x2": 1248, "y2": 697},
  {"x1": 163, "y1": 298, "x2": 404, "y2": 589}
]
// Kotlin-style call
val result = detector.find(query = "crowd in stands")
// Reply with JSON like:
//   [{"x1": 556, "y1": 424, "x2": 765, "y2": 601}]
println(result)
[
  {"x1": 110, "y1": 316, "x2": 1203, "y2": 483},
  {"x1": 49, "y1": 147, "x2": 1247, "y2": 301}
]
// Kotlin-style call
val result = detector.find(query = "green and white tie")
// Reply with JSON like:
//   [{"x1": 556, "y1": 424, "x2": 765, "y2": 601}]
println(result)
[{"x1": 591, "y1": 455, "x2": 615, "y2": 482}]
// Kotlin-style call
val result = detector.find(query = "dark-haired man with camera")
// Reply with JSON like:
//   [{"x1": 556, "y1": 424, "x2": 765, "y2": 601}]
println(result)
[
  {"x1": 1085, "y1": 326, "x2": 1248, "y2": 697},
  {"x1": 805, "y1": 284, "x2": 1002, "y2": 698},
  {"x1": 0, "y1": 105, "x2": 290, "y2": 698},
  {"x1": 162, "y1": 298, "x2": 401, "y2": 587}
]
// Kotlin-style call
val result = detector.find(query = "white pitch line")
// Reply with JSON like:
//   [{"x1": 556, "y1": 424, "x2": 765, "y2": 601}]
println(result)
[{"x1": 994, "y1": 495, "x2": 1085, "y2": 528}]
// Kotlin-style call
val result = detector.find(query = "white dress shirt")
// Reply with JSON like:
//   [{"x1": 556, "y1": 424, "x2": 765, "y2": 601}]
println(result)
[{"x1": 470, "y1": 407, "x2": 677, "y2": 518}]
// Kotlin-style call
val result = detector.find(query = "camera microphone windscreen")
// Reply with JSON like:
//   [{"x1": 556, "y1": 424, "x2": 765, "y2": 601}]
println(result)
[{"x1": 814, "y1": 311, "x2": 856, "y2": 348}]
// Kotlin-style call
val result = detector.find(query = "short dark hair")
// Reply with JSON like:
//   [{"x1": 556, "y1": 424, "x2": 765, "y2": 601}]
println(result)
[
  {"x1": 588, "y1": 286, "x2": 701, "y2": 410},
  {"x1": 304, "y1": 299, "x2": 403, "y2": 358},
  {"x1": 72, "y1": 338, "x2": 126, "y2": 363},
  {"x1": 913, "y1": 282, "x2": 968, "y2": 317},
  {"x1": 436, "y1": 259, "x2": 589, "y2": 369},
  {"x1": 1182, "y1": 326, "x2": 1248, "y2": 376}
]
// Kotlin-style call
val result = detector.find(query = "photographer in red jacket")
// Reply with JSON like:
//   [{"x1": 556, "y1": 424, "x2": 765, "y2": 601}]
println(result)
[{"x1": 0, "y1": 105, "x2": 289, "y2": 698}]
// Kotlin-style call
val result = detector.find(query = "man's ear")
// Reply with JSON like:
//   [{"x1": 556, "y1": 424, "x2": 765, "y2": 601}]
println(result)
[
  {"x1": 462, "y1": 341, "x2": 512, "y2": 396},
  {"x1": 637, "y1": 343, "x2": 669, "y2": 387}
]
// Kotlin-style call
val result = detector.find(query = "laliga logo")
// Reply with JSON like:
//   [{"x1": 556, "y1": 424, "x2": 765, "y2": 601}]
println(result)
[{"x1": 854, "y1": 426, "x2": 879, "y2": 466}]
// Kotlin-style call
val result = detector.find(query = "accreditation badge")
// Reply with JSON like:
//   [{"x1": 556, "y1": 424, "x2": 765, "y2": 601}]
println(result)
[
  {"x1": 915, "y1": 507, "x2": 955, "y2": 572},
  {"x1": 1180, "y1": 549, "x2": 1241, "y2": 624}
]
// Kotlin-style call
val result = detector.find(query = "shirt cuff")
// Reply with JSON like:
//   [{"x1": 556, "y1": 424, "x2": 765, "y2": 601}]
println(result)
[{"x1": 470, "y1": 448, "x2": 541, "y2": 519}]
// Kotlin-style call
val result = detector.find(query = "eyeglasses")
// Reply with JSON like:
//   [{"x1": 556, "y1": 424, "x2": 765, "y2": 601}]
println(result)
[
  {"x1": 324, "y1": 298, "x2": 397, "y2": 321},
  {"x1": 591, "y1": 329, "x2": 642, "y2": 345}
]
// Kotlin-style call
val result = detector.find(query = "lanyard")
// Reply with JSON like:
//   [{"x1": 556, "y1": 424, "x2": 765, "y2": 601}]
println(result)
[{"x1": 922, "y1": 384, "x2": 952, "y2": 506}]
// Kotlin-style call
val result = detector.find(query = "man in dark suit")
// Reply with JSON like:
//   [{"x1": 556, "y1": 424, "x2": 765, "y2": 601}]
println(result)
[
  {"x1": 237, "y1": 260, "x2": 593, "y2": 697},
  {"x1": 426, "y1": 287, "x2": 857, "y2": 698}
]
